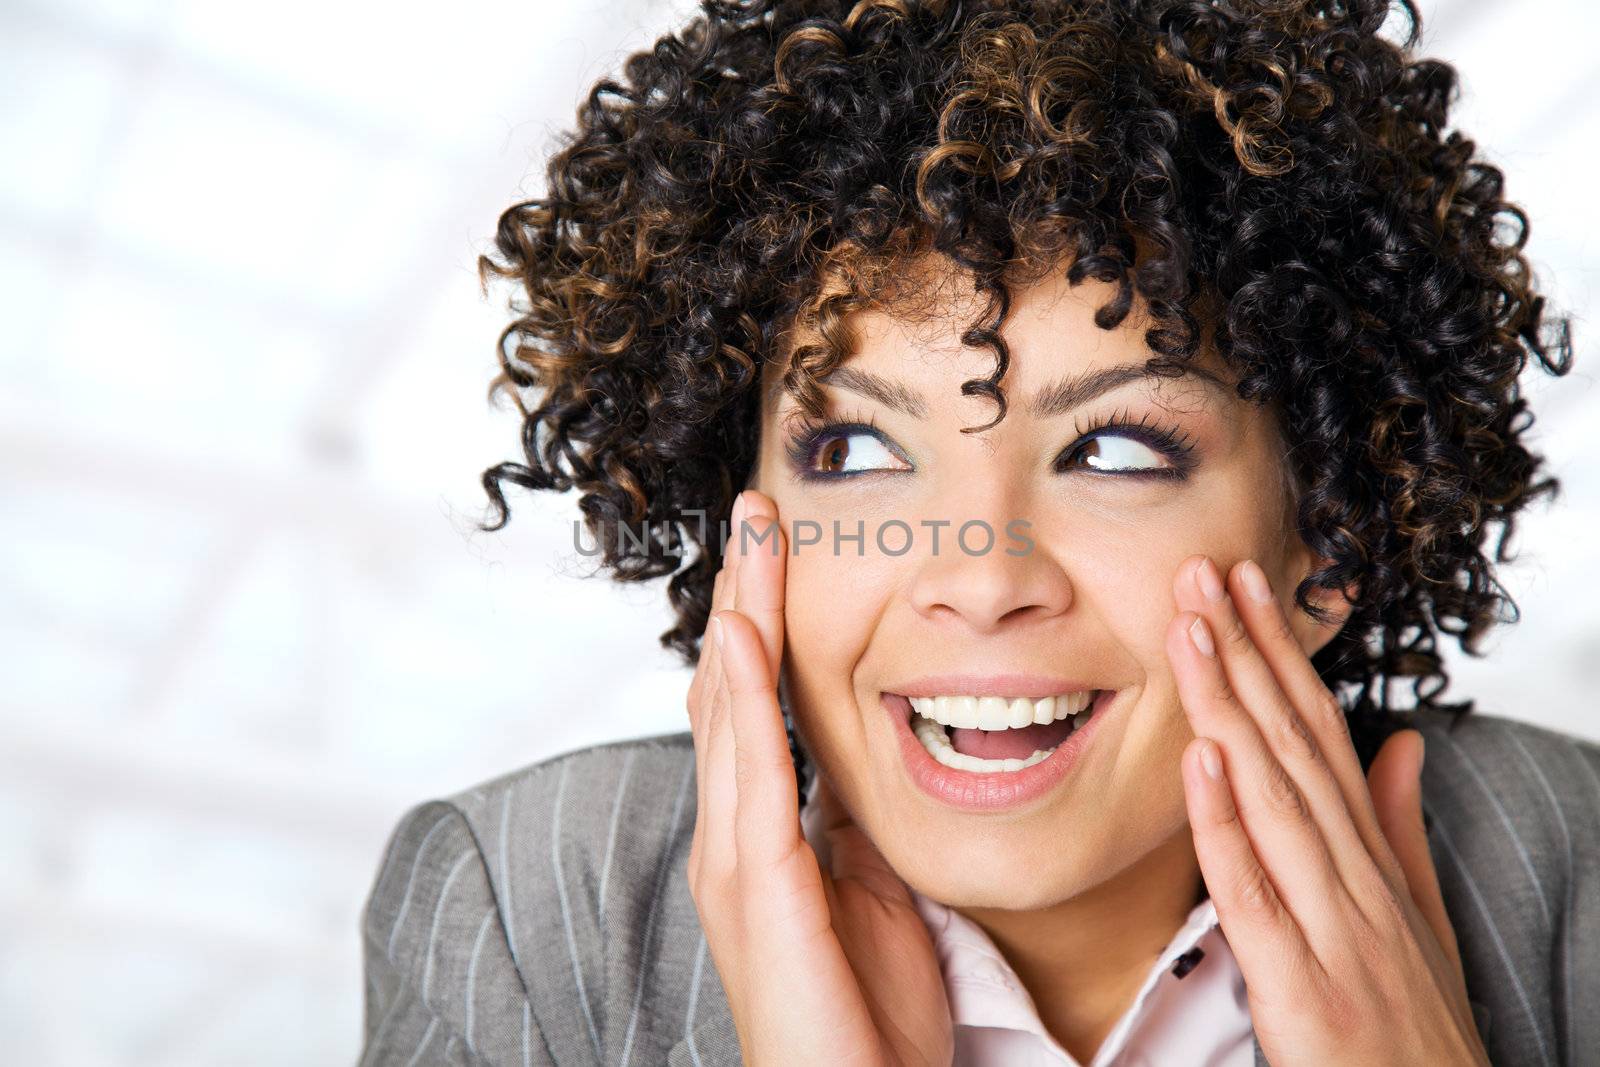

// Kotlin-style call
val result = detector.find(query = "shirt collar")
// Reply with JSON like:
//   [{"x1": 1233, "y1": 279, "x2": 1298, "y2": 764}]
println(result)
[{"x1": 908, "y1": 885, "x2": 1222, "y2": 1044}]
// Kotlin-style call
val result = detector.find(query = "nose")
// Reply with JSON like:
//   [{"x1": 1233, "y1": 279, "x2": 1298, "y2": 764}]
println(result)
[{"x1": 906, "y1": 517, "x2": 1072, "y2": 633}]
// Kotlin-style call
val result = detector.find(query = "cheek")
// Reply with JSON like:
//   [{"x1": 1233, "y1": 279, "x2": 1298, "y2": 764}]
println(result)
[
  {"x1": 1061, "y1": 482, "x2": 1287, "y2": 650},
  {"x1": 1048, "y1": 496, "x2": 1283, "y2": 746},
  {"x1": 777, "y1": 537, "x2": 907, "y2": 772},
  {"x1": 1051, "y1": 517, "x2": 1187, "y2": 668},
  {"x1": 780, "y1": 532, "x2": 899, "y2": 684}
]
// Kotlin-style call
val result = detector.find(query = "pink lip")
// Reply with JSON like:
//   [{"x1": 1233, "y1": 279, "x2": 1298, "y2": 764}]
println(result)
[
  {"x1": 889, "y1": 675, "x2": 1100, "y2": 700},
  {"x1": 885, "y1": 673, "x2": 1099, "y2": 699},
  {"x1": 883, "y1": 688, "x2": 1116, "y2": 812}
]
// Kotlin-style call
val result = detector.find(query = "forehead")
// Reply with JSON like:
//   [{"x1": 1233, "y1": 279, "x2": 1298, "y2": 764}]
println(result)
[{"x1": 761, "y1": 255, "x2": 1238, "y2": 416}]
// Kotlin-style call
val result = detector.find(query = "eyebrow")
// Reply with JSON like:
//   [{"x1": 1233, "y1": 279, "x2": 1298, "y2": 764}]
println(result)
[
  {"x1": 820, "y1": 365, "x2": 932, "y2": 419},
  {"x1": 813, "y1": 360, "x2": 1230, "y2": 420},
  {"x1": 1027, "y1": 360, "x2": 1230, "y2": 418}
]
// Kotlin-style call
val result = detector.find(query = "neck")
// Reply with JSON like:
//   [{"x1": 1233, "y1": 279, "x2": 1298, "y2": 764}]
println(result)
[{"x1": 955, "y1": 828, "x2": 1204, "y2": 1065}]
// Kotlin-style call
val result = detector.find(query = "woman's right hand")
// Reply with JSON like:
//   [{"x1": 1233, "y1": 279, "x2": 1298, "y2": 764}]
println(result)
[{"x1": 685, "y1": 488, "x2": 954, "y2": 1067}]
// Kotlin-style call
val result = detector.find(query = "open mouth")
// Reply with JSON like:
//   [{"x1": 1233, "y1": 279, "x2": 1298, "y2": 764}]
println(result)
[{"x1": 898, "y1": 691, "x2": 1105, "y2": 774}]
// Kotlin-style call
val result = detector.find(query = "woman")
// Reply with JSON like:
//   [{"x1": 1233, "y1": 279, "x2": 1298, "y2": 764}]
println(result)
[{"x1": 358, "y1": 1, "x2": 1599, "y2": 1064}]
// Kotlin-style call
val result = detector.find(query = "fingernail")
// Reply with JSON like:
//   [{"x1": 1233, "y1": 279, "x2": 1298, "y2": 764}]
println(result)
[
  {"x1": 1189, "y1": 615, "x2": 1215, "y2": 657},
  {"x1": 710, "y1": 614, "x2": 725, "y2": 648},
  {"x1": 1196, "y1": 558, "x2": 1226, "y2": 602},
  {"x1": 1200, "y1": 739, "x2": 1224, "y2": 781},
  {"x1": 731, "y1": 492, "x2": 747, "y2": 537},
  {"x1": 1417, "y1": 731, "x2": 1426, "y2": 772},
  {"x1": 1240, "y1": 559, "x2": 1274, "y2": 604}
]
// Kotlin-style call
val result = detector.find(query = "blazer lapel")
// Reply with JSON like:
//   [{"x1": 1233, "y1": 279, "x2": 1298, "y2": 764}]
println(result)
[
  {"x1": 667, "y1": 1003, "x2": 743, "y2": 1067},
  {"x1": 1468, "y1": 997, "x2": 1493, "y2": 1047}
]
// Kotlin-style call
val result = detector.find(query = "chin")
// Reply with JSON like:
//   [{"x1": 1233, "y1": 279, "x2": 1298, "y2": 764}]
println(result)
[
  {"x1": 903, "y1": 850, "x2": 1091, "y2": 911},
  {"x1": 851, "y1": 786, "x2": 1105, "y2": 909}
]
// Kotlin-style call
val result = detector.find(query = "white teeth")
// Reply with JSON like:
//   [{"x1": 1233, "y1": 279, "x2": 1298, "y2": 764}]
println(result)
[
  {"x1": 911, "y1": 715, "x2": 1056, "y2": 773},
  {"x1": 976, "y1": 696, "x2": 1009, "y2": 730},
  {"x1": 906, "y1": 690, "x2": 1107, "y2": 774},
  {"x1": 911, "y1": 691, "x2": 1095, "y2": 730}
]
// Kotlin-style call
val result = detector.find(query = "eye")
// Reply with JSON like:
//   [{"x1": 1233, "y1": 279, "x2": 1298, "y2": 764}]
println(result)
[
  {"x1": 1060, "y1": 432, "x2": 1169, "y2": 473},
  {"x1": 783, "y1": 417, "x2": 914, "y2": 480},
  {"x1": 810, "y1": 429, "x2": 909, "y2": 475},
  {"x1": 1054, "y1": 411, "x2": 1198, "y2": 481}
]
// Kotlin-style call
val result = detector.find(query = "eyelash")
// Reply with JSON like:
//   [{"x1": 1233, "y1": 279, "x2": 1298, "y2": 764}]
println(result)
[
  {"x1": 782, "y1": 405, "x2": 1199, "y2": 482},
  {"x1": 783, "y1": 409, "x2": 896, "y2": 480},
  {"x1": 1062, "y1": 406, "x2": 1199, "y2": 482}
]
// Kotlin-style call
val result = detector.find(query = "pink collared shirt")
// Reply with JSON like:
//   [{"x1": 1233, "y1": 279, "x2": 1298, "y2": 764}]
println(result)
[{"x1": 801, "y1": 777, "x2": 1255, "y2": 1066}]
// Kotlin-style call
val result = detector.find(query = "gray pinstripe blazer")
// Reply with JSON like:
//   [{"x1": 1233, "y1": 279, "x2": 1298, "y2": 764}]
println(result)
[{"x1": 358, "y1": 707, "x2": 1600, "y2": 1066}]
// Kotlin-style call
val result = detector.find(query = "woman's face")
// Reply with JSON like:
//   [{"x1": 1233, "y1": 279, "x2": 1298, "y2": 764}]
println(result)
[{"x1": 752, "y1": 256, "x2": 1341, "y2": 911}]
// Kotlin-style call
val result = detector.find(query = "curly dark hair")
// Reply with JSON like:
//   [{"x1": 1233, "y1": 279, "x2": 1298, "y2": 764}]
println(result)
[{"x1": 475, "y1": 0, "x2": 1573, "y2": 776}]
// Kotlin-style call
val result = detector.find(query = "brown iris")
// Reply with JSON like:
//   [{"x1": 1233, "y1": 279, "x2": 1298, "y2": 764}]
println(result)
[{"x1": 818, "y1": 435, "x2": 852, "y2": 473}]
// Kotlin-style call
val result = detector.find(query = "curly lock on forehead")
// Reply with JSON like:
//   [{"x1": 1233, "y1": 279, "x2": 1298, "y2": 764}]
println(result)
[{"x1": 475, "y1": 0, "x2": 1573, "y2": 775}]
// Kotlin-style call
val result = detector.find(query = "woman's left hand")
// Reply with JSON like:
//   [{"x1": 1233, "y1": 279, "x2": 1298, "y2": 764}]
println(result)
[{"x1": 1166, "y1": 554, "x2": 1490, "y2": 1067}]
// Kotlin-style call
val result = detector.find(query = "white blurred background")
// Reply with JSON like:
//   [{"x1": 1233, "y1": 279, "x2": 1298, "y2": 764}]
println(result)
[{"x1": 0, "y1": 0, "x2": 1594, "y2": 1063}]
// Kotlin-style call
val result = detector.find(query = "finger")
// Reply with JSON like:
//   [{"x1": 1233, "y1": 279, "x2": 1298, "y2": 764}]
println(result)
[
  {"x1": 687, "y1": 567, "x2": 728, "y2": 725},
  {"x1": 1174, "y1": 556, "x2": 1387, "y2": 900},
  {"x1": 718, "y1": 608, "x2": 802, "y2": 872},
  {"x1": 732, "y1": 490, "x2": 787, "y2": 679},
  {"x1": 826, "y1": 821, "x2": 910, "y2": 905},
  {"x1": 1368, "y1": 730, "x2": 1462, "y2": 971},
  {"x1": 810, "y1": 774, "x2": 908, "y2": 903},
  {"x1": 688, "y1": 530, "x2": 736, "y2": 730},
  {"x1": 1222, "y1": 556, "x2": 1410, "y2": 894},
  {"x1": 1181, "y1": 735, "x2": 1322, "y2": 988},
  {"x1": 810, "y1": 769, "x2": 853, "y2": 838},
  {"x1": 1167, "y1": 609, "x2": 1352, "y2": 958},
  {"x1": 699, "y1": 493, "x2": 755, "y2": 874},
  {"x1": 687, "y1": 582, "x2": 718, "y2": 822},
  {"x1": 691, "y1": 537, "x2": 742, "y2": 885},
  {"x1": 723, "y1": 492, "x2": 747, "y2": 613}
]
